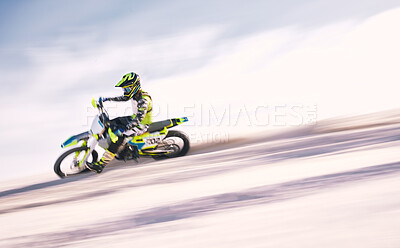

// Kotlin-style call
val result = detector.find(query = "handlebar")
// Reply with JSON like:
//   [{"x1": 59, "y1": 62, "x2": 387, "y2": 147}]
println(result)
[{"x1": 91, "y1": 97, "x2": 108, "y2": 118}]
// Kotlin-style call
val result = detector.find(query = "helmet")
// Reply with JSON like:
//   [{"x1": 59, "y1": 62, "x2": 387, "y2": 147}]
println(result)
[{"x1": 115, "y1": 72, "x2": 141, "y2": 99}]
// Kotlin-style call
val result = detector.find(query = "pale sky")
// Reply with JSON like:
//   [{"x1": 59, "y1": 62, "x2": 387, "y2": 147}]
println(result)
[{"x1": 0, "y1": 0, "x2": 399, "y2": 180}]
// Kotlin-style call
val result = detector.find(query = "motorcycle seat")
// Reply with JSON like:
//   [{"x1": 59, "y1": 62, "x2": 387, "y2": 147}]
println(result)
[{"x1": 147, "y1": 119, "x2": 173, "y2": 133}]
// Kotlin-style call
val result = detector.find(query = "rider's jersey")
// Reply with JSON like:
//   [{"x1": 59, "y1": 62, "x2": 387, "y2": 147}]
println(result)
[{"x1": 107, "y1": 91, "x2": 153, "y2": 127}]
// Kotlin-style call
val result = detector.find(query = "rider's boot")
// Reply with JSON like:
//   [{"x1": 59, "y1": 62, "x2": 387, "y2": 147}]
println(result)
[{"x1": 87, "y1": 150, "x2": 115, "y2": 173}]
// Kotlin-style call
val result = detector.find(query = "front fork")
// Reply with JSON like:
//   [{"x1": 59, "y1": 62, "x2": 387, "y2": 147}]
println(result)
[
  {"x1": 78, "y1": 132, "x2": 103, "y2": 169},
  {"x1": 73, "y1": 140, "x2": 88, "y2": 166}
]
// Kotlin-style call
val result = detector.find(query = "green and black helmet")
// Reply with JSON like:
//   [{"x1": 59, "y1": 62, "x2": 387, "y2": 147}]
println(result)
[{"x1": 115, "y1": 72, "x2": 141, "y2": 99}]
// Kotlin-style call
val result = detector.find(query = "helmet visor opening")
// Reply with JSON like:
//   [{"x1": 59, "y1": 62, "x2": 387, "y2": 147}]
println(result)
[{"x1": 123, "y1": 86, "x2": 133, "y2": 94}]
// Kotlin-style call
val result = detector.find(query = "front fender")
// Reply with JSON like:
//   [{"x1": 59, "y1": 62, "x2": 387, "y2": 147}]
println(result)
[{"x1": 61, "y1": 131, "x2": 91, "y2": 148}]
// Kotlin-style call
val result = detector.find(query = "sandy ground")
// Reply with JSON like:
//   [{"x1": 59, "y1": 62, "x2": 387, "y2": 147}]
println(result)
[{"x1": 0, "y1": 114, "x2": 399, "y2": 248}]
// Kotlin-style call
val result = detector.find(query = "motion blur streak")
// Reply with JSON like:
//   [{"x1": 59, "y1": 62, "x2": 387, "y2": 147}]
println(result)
[
  {"x1": 0, "y1": 3, "x2": 400, "y2": 180},
  {"x1": 0, "y1": 110, "x2": 399, "y2": 247},
  {"x1": 0, "y1": 1, "x2": 399, "y2": 247}
]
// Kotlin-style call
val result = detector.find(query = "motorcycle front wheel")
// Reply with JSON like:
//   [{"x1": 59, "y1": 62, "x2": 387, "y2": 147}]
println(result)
[{"x1": 54, "y1": 146, "x2": 98, "y2": 178}]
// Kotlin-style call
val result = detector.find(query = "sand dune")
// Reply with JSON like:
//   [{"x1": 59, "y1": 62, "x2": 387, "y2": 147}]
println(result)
[{"x1": 0, "y1": 111, "x2": 399, "y2": 247}]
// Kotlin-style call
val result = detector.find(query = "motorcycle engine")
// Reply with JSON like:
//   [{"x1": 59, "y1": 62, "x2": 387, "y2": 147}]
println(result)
[{"x1": 118, "y1": 145, "x2": 139, "y2": 161}]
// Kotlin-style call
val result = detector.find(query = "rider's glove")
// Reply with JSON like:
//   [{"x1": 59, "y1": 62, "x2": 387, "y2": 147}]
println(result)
[{"x1": 98, "y1": 97, "x2": 108, "y2": 103}]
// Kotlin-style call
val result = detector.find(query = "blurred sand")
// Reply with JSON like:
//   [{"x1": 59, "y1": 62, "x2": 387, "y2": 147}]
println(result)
[{"x1": 0, "y1": 110, "x2": 399, "y2": 248}]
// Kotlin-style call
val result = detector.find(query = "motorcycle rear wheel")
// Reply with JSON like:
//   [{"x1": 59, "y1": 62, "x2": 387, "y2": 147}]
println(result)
[{"x1": 152, "y1": 130, "x2": 190, "y2": 160}]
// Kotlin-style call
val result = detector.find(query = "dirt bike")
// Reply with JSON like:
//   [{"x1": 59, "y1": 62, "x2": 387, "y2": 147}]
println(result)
[{"x1": 54, "y1": 98, "x2": 190, "y2": 178}]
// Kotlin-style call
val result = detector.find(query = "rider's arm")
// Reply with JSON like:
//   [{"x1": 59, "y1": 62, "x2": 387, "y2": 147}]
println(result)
[
  {"x1": 103, "y1": 96, "x2": 129, "y2": 102},
  {"x1": 126, "y1": 97, "x2": 149, "y2": 129}
]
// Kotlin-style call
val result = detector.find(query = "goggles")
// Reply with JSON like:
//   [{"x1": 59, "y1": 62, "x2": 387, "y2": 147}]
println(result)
[{"x1": 123, "y1": 86, "x2": 133, "y2": 94}]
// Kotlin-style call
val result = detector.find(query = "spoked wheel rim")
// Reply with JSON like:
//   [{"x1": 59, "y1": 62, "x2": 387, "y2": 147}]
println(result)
[
  {"x1": 157, "y1": 136, "x2": 185, "y2": 157},
  {"x1": 152, "y1": 130, "x2": 190, "y2": 160},
  {"x1": 59, "y1": 151, "x2": 88, "y2": 176},
  {"x1": 54, "y1": 147, "x2": 98, "y2": 178}
]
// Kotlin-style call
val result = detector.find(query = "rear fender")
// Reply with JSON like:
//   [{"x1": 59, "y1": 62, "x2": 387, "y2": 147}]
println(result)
[
  {"x1": 61, "y1": 131, "x2": 91, "y2": 148},
  {"x1": 166, "y1": 117, "x2": 188, "y2": 129}
]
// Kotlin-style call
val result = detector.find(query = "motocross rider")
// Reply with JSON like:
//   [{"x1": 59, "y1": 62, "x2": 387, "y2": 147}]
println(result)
[{"x1": 87, "y1": 72, "x2": 152, "y2": 173}]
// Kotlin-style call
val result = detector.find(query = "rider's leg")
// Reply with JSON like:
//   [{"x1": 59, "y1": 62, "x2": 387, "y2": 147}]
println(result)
[
  {"x1": 87, "y1": 117, "x2": 148, "y2": 173},
  {"x1": 87, "y1": 134, "x2": 123, "y2": 173},
  {"x1": 86, "y1": 149, "x2": 115, "y2": 173}
]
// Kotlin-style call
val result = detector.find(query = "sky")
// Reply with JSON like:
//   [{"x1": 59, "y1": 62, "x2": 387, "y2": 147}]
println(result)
[{"x1": 0, "y1": 0, "x2": 399, "y2": 181}]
